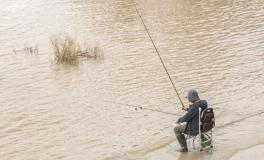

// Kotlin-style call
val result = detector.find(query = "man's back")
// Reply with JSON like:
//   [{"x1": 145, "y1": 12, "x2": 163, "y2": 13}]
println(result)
[
  {"x1": 178, "y1": 100, "x2": 208, "y2": 135},
  {"x1": 178, "y1": 89, "x2": 208, "y2": 135}
]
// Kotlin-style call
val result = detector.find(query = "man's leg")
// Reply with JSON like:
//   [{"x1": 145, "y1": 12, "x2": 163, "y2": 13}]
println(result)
[{"x1": 174, "y1": 123, "x2": 188, "y2": 152}]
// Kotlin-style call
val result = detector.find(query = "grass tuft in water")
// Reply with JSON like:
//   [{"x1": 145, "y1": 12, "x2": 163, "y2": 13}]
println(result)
[
  {"x1": 50, "y1": 35, "x2": 103, "y2": 64},
  {"x1": 51, "y1": 36, "x2": 79, "y2": 64}
]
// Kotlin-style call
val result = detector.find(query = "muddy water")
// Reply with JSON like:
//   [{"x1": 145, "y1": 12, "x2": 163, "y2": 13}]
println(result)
[{"x1": 0, "y1": 0, "x2": 263, "y2": 160}]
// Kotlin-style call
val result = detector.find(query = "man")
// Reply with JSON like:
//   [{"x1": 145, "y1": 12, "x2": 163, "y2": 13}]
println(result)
[{"x1": 174, "y1": 89, "x2": 208, "y2": 152}]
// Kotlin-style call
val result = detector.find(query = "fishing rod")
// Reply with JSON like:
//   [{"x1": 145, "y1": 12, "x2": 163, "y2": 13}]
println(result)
[{"x1": 132, "y1": 2, "x2": 186, "y2": 110}]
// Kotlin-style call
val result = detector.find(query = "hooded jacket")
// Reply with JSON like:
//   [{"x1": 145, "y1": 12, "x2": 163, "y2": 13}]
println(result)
[{"x1": 178, "y1": 89, "x2": 208, "y2": 135}]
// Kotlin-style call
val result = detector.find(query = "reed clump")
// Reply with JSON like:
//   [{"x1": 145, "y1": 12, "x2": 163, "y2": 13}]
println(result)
[
  {"x1": 51, "y1": 36, "x2": 78, "y2": 64},
  {"x1": 50, "y1": 36, "x2": 103, "y2": 64}
]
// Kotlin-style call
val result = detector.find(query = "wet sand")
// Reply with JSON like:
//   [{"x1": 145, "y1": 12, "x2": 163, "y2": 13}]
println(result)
[
  {"x1": 229, "y1": 144, "x2": 264, "y2": 160},
  {"x1": 118, "y1": 113, "x2": 264, "y2": 160}
]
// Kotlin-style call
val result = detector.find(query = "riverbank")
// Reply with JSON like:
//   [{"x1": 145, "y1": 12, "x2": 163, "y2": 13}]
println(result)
[
  {"x1": 117, "y1": 113, "x2": 264, "y2": 160},
  {"x1": 229, "y1": 144, "x2": 264, "y2": 160}
]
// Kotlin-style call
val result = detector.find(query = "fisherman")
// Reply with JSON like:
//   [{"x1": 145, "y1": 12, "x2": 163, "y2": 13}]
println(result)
[{"x1": 174, "y1": 89, "x2": 208, "y2": 152}]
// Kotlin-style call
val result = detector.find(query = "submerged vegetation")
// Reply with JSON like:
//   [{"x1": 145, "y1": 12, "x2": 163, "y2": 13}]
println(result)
[
  {"x1": 13, "y1": 45, "x2": 39, "y2": 55},
  {"x1": 11, "y1": 35, "x2": 103, "y2": 66},
  {"x1": 50, "y1": 35, "x2": 103, "y2": 64},
  {"x1": 23, "y1": 45, "x2": 38, "y2": 55}
]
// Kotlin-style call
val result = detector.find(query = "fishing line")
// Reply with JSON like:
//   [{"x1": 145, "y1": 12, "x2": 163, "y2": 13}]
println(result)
[
  {"x1": 132, "y1": 2, "x2": 185, "y2": 110},
  {"x1": 103, "y1": 100, "x2": 180, "y2": 116}
]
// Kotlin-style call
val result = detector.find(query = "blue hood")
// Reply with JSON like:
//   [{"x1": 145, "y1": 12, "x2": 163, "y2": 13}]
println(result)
[{"x1": 187, "y1": 89, "x2": 200, "y2": 103}]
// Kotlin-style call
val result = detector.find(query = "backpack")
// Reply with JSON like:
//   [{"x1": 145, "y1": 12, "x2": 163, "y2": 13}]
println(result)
[{"x1": 200, "y1": 108, "x2": 215, "y2": 132}]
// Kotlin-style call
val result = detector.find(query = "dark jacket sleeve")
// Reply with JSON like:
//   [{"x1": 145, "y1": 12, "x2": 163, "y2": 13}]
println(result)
[{"x1": 178, "y1": 105, "x2": 197, "y2": 123}]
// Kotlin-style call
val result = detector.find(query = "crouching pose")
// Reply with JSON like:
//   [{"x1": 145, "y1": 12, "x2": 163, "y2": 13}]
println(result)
[{"x1": 174, "y1": 89, "x2": 208, "y2": 152}]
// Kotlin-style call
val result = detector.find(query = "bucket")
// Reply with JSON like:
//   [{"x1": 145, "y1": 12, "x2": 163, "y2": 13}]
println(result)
[{"x1": 201, "y1": 133, "x2": 213, "y2": 149}]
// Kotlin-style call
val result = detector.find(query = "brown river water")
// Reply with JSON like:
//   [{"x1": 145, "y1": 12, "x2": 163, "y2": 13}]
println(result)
[{"x1": 0, "y1": 0, "x2": 264, "y2": 159}]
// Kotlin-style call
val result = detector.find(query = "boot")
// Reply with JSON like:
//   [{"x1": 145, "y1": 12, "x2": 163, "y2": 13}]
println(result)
[{"x1": 176, "y1": 134, "x2": 188, "y2": 152}]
